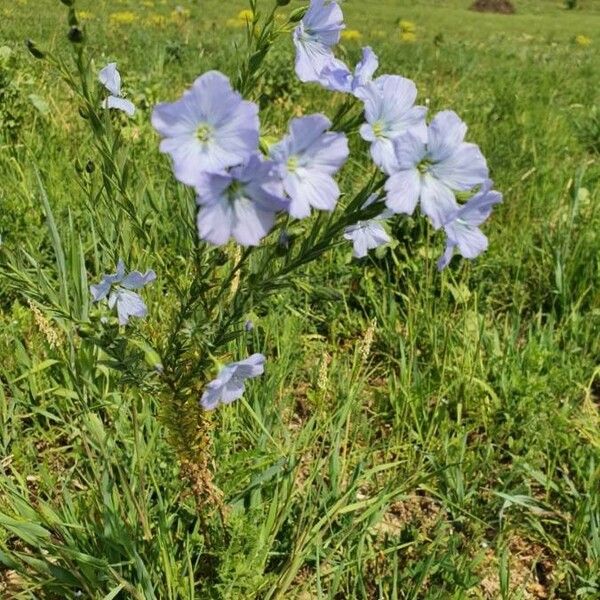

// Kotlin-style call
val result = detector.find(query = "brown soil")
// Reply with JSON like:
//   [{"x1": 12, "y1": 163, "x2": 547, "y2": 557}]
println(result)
[{"x1": 470, "y1": 0, "x2": 516, "y2": 14}]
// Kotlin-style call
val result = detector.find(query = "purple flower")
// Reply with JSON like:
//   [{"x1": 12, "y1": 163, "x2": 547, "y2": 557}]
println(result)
[
  {"x1": 201, "y1": 353, "x2": 266, "y2": 410},
  {"x1": 385, "y1": 110, "x2": 489, "y2": 229},
  {"x1": 294, "y1": 0, "x2": 345, "y2": 83},
  {"x1": 437, "y1": 180, "x2": 502, "y2": 270},
  {"x1": 99, "y1": 63, "x2": 135, "y2": 117},
  {"x1": 151, "y1": 71, "x2": 259, "y2": 187},
  {"x1": 320, "y1": 46, "x2": 379, "y2": 95},
  {"x1": 343, "y1": 194, "x2": 393, "y2": 258},
  {"x1": 195, "y1": 154, "x2": 287, "y2": 246},
  {"x1": 90, "y1": 260, "x2": 156, "y2": 325},
  {"x1": 270, "y1": 114, "x2": 349, "y2": 219},
  {"x1": 359, "y1": 75, "x2": 427, "y2": 174}
]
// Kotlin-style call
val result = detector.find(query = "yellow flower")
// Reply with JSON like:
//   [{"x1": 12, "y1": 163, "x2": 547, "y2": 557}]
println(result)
[
  {"x1": 145, "y1": 13, "x2": 167, "y2": 27},
  {"x1": 399, "y1": 19, "x2": 416, "y2": 33},
  {"x1": 77, "y1": 10, "x2": 94, "y2": 21},
  {"x1": 237, "y1": 9, "x2": 254, "y2": 21},
  {"x1": 110, "y1": 11, "x2": 138, "y2": 25},
  {"x1": 400, "y1": 31, "x2": 417, "y2": 43},
  {"x1": 341, "y1": 29, "x2": 362, "y2": 42},
  {"x1": 226, "y1": 18, "x2": 246, "y2": 28},
  {"x1": 575, "y1": 35, "x2": 591, "y2": 46}
]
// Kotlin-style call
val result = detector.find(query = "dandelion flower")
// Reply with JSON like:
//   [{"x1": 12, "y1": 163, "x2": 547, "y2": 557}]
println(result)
[
  {"x1": 341, "y1": 29, "x2": 362, "y2": 42},
  {"x1": 109, "y1": 11, "x2": 138, "y2": 25},
  {"x1": 575, "y1": 35, "x2": 591, "y2": 46}
]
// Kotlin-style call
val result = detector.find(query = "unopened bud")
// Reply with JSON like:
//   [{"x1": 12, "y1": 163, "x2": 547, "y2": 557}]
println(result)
[
  {"x1": 25, "y1": 39, "x2": 45, "y2": 59},
  {"x1": 288, "y1": 7, "x2": 307, "y2": 22},
  {"x1": 85, "y1": 160, "x2": 95, "y2": 174},
  {"x1": 67, "y1": 26, "x2": 84, "y2": 43}
]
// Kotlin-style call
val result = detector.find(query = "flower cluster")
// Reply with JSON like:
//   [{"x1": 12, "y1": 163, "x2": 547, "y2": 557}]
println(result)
[
  {"x1": 89, "y1": 0, "x2": 503, "y2": 412},
  {"x1": 293, "y1": 0, "x2": 502, "y2": 267},
  {"x1": 151, "y1": 71, "x2": 348, "y2": 246}
]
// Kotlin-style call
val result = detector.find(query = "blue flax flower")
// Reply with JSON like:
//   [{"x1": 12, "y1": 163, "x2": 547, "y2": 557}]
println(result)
[
  {"x1": 270, "y1": 114, "x2": 349, "y2": 219},
  {"x1": 90, "y1": 260, "x2": 156, "y2": 326},
  {"x1": 152, "y1": 71, "x2": 259, "y2": 187},
  {"x1": 437, "y1": 180, "x2": 502, "y2": 270},
  {"x1": 201, "y1": 353, "x2": 266, "y2": 410},
  {"x1": 343, "y1": 194, "x2": 393, "y2": 258},
  {"x1": 294, "y1": 0, "x2": 345, "y2": 84},
  {"x1": 385, "y1": 110, "x2": 489, "y2": 229},
  {"x1": 99, "y1": 63, "x2": 135, "y2": 117},
  {"x1": 320, "y1": 46, "x2": 379, "y2": 96},
  {"x1": 359, "y1": 75, "x2": 427, "y2": 174},
  {"x1": 195, "y1": 154, "x2": 287, "y2": 246}
]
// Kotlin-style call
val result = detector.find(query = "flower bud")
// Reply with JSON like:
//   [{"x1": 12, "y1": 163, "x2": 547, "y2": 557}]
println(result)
[
  {"x1": 25, "y1": 39, "x2": 45, "y2": 59},
  {"x1": 85, "y1": 160, "x2": 95, "y2": 174},
  {"x1": 288, "y1": 7, "x2": 307, "y2": 22},
  {"x1": 67, "y1": 26, "x2": 84, "y2": 43}
]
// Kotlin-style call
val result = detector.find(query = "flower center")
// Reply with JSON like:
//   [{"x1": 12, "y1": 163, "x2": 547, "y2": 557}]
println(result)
[
  {"x1": 196, "y1": 124, "x2": 212, "y2": 143},
  {"x1": 417, "y1": 159, "x2": 432, "y2": 174},
  {"x1": 372, "y1": 121, "x2": 385, "y2": 138},
  {"x1": 287, "y1": 155, "x2": 299, "y2": 172},
  {"x1": 227, "y1": 180, "x2": 244, "y2": 202}
]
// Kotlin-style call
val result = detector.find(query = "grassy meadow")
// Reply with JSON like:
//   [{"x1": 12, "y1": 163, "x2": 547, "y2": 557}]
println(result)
[{"x1": 1, "y1": 0, "x2": 599, "y2": 598}]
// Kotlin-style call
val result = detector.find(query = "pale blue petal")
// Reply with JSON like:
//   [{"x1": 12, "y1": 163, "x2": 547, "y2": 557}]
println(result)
[
  {"x1": 104, "y1": 96, "x2": 135, "y2": 117},
  {"x1": 197, "y1": 199, "x2": 233, "y2": 245},
  {"x1": 289, "y1": 114, "x2": 331, "y2": 154},
  {"x1": 430, "y1": 142, "x2": 488, "y2": 191},
  {"x1": 454, "y1": 224, "x2": 489, "y2": 259},
  {"x1": 114, "y1": 289, "x2": 148, "y2": 326},
  {"x1": 427, "y1": 110, "x2": 467, "y2": 163},
  {"x1": 98, "y1": 63, "x2": 121, "y2": 96},
  {"x1": 201, "y1": 380, "x2": 224, "y2": 410},
  {"x1": 233, "y1": 353, "x2": 266, "y2": 378},
  {"x1": 385, "y1": 169, "x2": 421, "y2": 215},
  {"x1": 221, "y1": 380, "x2": 246, "y2": 404},
  {"x1": 437, "y1": 241, "x2": 456, "y2": 271},
  {"x1": 352, "y1": 46, "x2": 379, "y2": 92},
  {"x1": 392, "y1": 131, "x2": 427, "y2": 170},
  {"x1": 454, "y1": 181, "x2": 502, "y2": 227},
  {"x1": 232, "y1": 198, "x2": 276, "y2": 246},
  {"x1": 419, "y1": 174, "x2": 459, "y2": 229},
  {"x1": 90, "y1": 278, "x2": 112, "y2": 302},
  {"x1": 370, "y1": 138, "x2": 398, "y2": 175},
  {"x1": 121, "y1": 269, "x2": 156, "y2": 290}
]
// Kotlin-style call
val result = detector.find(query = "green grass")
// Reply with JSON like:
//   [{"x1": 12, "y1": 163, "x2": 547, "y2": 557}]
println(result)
[{"x1": 1, "y1": 0, "x2": 599, "y2": 598}]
